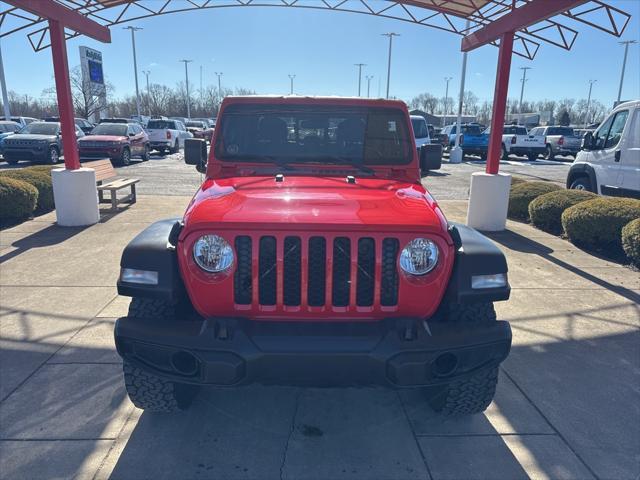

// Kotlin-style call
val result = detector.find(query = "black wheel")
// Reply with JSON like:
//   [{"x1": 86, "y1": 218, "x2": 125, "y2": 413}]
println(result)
[
  {"x1": 543, "y1": 144, "x2": 555, "y2": 160},
  {"x1": 480, "y1": 152, "x2": 487, "y2": 161},
  {"x1": 123, "y1": 361, "x2": 197, "y2": 413},
  {"x1": 141, "y1": 144, "x2": 150, "y2": 161},
  {"x1": 429, "y1": 367, "x2": 499, "y2": 416},
  {"x1": 170, "y1": 140, "x2": 179, "y2": 154},
  {"x1": 47, "y1": 146, "x2": 60, "y2": 165},
  {"x1": 5, "y1": 157, "x2": 18, "y2": 165},
  {"x1": 119, "y1": 148, "x2": 131, "y2": 166},
  {"x1": 569, "y1": 176, "x2": 594, "y2": 193},
  {"x1": 501, "y1": 144, "x2": 509, "y2": 160},
  {"x1": 527, "y1": 154, "x2": 537, "y2": 162},
  {"x1": 427, "y1": 302, "x2": 500, "y2": 416},
  {"x1": 123, "y1": 298, "x2": 199, "y2": 412}
]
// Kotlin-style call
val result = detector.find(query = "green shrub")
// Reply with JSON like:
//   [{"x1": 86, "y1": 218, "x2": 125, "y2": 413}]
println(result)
[
  {"x1": 24, "y1": 165, "x2": 56, "y2": 175},
  {"x1": 0, "y1": 177, "x2": 38, "y2": 226},
  {"x1": 508, "y1": 181, "x2": 561, "y2": 221},
  {"x1": 622, "y1": 218, "x2": 640, "y2": 267},
  {"x1": 510, "y1": 176, "x2": 527, "y2": 186},
  {"x1": 528, "y1": 189, "x2": 597, "y2": 235},
  {"x1": 562, "y1": 197, "x2": 640, "y2": 258},
  {"x1": 0, "y1": 169, "x2": 54, "y2": 214}
]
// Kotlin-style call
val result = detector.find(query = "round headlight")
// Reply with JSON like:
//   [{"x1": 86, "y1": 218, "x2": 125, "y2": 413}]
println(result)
[
  {"x1": 193, "y1": 235, "x2": 234, "y2": 273},
  {"x1": 399, "y1": 238, "x2": 439, "y2": 275}
]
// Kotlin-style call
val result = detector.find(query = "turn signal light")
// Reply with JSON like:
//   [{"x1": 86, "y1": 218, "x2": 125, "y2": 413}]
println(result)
[{"x1": 166, "y1": 131, "x2": 172, "y2": 139}]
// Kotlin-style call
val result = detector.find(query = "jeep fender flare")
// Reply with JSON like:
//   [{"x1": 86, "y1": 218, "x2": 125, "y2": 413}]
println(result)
[
  {"x1": 117, "y1": 218, "x2": 184, "y2": 303},
  {"x1": 444, "y1": 223, "x2": 510, "y2": 304},
  {"x1": 566, "y1": 163, "x2": 597, "y2": 192}
]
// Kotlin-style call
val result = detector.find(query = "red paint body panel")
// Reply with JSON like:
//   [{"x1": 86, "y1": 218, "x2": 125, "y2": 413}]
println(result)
[{"x1": 178, "y1": 96, "x2": 454, "y2": 321}]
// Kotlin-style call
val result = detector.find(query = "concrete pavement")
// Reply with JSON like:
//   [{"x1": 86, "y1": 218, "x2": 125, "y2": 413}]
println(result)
[{"x1": 0, "y1": 196, "x2": 638, "y2": 480}]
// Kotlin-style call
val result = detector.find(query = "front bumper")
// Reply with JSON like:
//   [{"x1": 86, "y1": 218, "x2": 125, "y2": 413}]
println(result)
[
  {"x1": 115, "y1": 316, "x2": 511, "y2": 388},
  {"x1": 3, "y1": 146, "x2": 48, "y2": 161},
  {"x1": 79, "y1": 146, "x2": 124, "y2": 159}
]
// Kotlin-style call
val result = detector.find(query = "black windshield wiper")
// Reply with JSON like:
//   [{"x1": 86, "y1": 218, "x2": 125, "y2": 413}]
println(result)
[{"x1": 317, "y1": 157, "x2": 375, "y2": 175}]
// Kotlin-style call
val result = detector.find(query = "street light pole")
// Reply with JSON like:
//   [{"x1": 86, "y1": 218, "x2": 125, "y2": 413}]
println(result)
[
  {"x1": 443, "y1": 76, "x2": 452, "y2": 127},
  {"x1": 200, "y1": 65, "x2": 203, "y2": 103},
  {"x1": 123, "y1": 26, "x2": 143, "y2": 119},
  {"x1": 616, "y1": 40, "x2": 637, "y2": 104},
  {"x1": 382, "y1": 33, "x2": 400, "y2": 99},
  {"x1": 585, "y1": 79, "x2": 596, "y2": 128},
  {"x1": 180, "y1": 59, "x2": 193, "y2": 118},
  {"x1": 214, "y1": 71, "x2": 223, "y2": 96},
  {"x1": 354, "y1": 63, "x2": 366, "y2": 96},
  {"x1": 366, "y1": 75, "x2": 374, "y2": 98},
  {"x1": 518, "y1": 66, "x2": 531, "y2": 114},
  {"x1": 288, "y1": 74, "x2": 296, "y2": 95},
  {"x1": 0, "y1": 39, "x2": 11, "y2": 119},
  {"x1": 142, "y1": 70, "x2": 151, "y2": 115},
  {"x1": 450, "y1": 20, "x2": 471, "y2": 164}
]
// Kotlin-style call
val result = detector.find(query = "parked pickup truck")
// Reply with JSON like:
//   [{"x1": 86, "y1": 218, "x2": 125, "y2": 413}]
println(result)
[
  {"x1": 442, "y1": 123, "x2": 488, "y2": 159},
  {"x1": 114, "y1": 96, "x2": 511, "y2": 417},
  {"x1": 486, "y1": 125, "x2": 545, "y2": 161},
  {"x1": 529, "y1": 126, "x2": 582, "y2": 160},
  {"x1": 146, "y1": 119, "x2": 192, "y2": 154},
  {"x1": 567, "y1": 99, "x2": 639, "y2": 199}
]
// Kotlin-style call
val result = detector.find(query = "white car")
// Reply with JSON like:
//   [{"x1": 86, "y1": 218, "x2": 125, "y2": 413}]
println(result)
[
  {"x1": 567, "y1": 99, "x2": 640, "y2": 198},
  {"x1": 498, "y1": 125, "x2": 546, "y2": 161},
  {"x1": 410, "y1": 115, "x2": 431, "y2": 148},
  {"x1": 146, "y1": 118, "x2": 192, "y2": 154}
]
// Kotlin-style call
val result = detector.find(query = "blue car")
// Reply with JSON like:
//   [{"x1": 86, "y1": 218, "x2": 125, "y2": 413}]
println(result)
[
  {"x1": 441, "y1": 123, "x2": 489, "y2": 159},
  {"x1": 0, "y1": 121, "x2": 21, "y2": 158}
]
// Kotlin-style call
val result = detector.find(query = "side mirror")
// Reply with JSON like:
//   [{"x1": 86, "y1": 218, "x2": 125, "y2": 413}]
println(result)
[
  {"x1": 419, "y1": 143, "x2": 442, "y2": 172},
  {"x1": 581, "y1": 131, "x2": 594, "y2": 151},
  {"x1": 185, "y1": 138, "x2": 208, "y2": 173}
]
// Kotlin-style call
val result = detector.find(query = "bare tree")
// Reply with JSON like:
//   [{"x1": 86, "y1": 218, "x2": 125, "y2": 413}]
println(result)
[{"x1": 462, "y1": 91, "x2": 479, "y2": 115}]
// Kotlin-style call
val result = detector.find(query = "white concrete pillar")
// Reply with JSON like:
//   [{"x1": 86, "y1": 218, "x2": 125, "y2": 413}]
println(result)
[
  {"x1": 449, "y1": 146, "x2": 463, "y2": 164},
  {"x1": 466, "y1": 172, "x2": 511, "y2": 231},
  {"x1": 51, "y1": 168, "x2": 100, "y2": 227}
]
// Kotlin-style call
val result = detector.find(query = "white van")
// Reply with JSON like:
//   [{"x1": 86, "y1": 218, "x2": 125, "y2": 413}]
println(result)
[
  {"x1": 410, "y1": 115, "x2": 431, "y2": 148},
  {"x1": 567, "y1": 99, "x2": 640, "y2": 199}
]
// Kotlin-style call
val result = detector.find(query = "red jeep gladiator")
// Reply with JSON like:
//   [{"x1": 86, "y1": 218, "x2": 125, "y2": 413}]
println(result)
[{"x1": 115, "y1": 96, "x2": 511, "y2": 416}]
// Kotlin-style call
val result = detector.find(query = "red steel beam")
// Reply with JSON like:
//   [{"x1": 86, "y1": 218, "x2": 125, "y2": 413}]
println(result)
[
  {"x1": 49, "y1": 19, "x2": 80, "y2": 170},
  {"x1": 485, "y1": 31, "x2": 514, "y2": 175},
  {"x1": 461, "y1": 0, "x2": 588, "y2": 51},
  {"x1": 5, "y1": 0, "x2": 111, "y2": 42}
]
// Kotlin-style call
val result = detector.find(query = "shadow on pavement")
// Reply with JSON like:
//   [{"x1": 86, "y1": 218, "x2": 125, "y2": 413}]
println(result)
[
  {"x1": 487, "y1": 229, "x2": 640, "y2": 304},
  {"x1": 0, "y1": 224, "x2": 86, "y2": 264}
]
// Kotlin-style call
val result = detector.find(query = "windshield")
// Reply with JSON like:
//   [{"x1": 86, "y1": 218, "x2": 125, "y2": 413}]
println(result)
[
  {"x1": 215, "y1": 104, "x2": 413, "y2": 166},
  {"x1": 411, "y1": 118, "x2": 429, "y2": 139},
  {"x1": 147, "y1": 120, "x2": 175, "y2": 129},
  {"x1": 23, "y1": 123, "x2": 59, "y2": 135},
  {"x1": 90, "y1": 124, "x2": 127, "y2": 136}
]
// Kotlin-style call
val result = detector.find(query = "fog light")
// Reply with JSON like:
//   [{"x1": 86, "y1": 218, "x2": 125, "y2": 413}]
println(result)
[
  {"x1": 120, "y1": 268, "x2": 159, "y2": 285},
  {"x1": 471, "y1": 273, "x2": 507, "y2": 289}
]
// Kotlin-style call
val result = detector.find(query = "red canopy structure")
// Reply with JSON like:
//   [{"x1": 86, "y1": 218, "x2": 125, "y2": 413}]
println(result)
[{"x1": 0, "y1": 0, "x2": 631, "y2": 228}]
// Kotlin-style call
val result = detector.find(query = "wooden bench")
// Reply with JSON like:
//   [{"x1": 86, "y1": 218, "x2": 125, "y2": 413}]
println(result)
[{"x1": 83, "y1": 159, "x2": 140, "y2": 211}]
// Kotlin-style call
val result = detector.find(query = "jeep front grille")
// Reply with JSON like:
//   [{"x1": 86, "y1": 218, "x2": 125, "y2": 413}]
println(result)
[{"x1": 234, "y1": 235, "x2": 400, "y2": 309}]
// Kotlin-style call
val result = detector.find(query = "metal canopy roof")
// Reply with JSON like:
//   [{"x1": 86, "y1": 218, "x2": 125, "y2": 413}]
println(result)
[{"x1": 0, "y1": 0, "x2": 631, "y2": 60}]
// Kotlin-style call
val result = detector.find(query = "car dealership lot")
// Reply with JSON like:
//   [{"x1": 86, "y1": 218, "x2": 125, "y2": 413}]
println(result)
[{"x1": 0, "y1": 154, "x2": 637, "y2": 479}]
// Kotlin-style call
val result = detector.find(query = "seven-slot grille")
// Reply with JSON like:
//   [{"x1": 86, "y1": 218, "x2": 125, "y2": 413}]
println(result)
[{"x1": 233, "y1": 235, "x2": 400, "y2": 308}]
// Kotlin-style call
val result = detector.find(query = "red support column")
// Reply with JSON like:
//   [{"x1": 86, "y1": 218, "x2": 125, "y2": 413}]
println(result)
[
  {"x1": 485, "y1": 31, "x2": 514, "y2": 175},
  {"x1": 49, "y1": 19, "x2": 80, "y2": 170}
]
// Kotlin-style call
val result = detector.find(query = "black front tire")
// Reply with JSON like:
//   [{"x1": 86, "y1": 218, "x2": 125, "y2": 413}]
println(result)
[
  {"x1": 170, "y1": 140, "x2": 179, "y2": 154},
  {"x1": 123, "y1": 361, "x2": 197, "y2": 413},
  {"x1": 5, "y1": 157, "x2": 19, "y2": 165},
  {"x1": 428, "y1": 367, "x2": 499, "y2": 416},
  {"x1": 527, "y1": 154, "x2": 537, "y2": 162},
  {"x1": 47, "y1": 146, "x2": 60, "y2": 165},
  {"x1": 141, "y1": 144, "x2": 150, "y2": 161},
  {"x1": 118, "y1": 148, "x2": 131, "y2": 166},
  {"x1": 501, "y1": 145, "x2": 509, "y2": 160},
  {"x1": 569, "y1": 176, "x2": 594, "y2": 193},
  {"x1": 543, "y1": 144, "x2": 555, "y2": 160},
  {"x1": 122, "y1": 297, "x2": 199, "y2": 412},
  {"x1": 427, "y1": 302, "x2": 500, "y2": 416}
]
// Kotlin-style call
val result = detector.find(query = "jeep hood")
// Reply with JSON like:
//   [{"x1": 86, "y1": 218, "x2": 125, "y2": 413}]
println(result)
[
  {"x1": 79, "y1": 135, "x2": 127, "y2": 142},
  {"x1": 183, "y1": 176, "x2": 450, "y2": 236},
  {"x1": 5, "y1": 134, "x2": 56, "y2": 142}
]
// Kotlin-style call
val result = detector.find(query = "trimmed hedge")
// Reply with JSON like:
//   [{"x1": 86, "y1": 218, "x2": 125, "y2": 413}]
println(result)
[
  {"x1": 622, "y1": 218, "x2": 640, "y2": 267},
  {"x1": 562, "y1": 197, "x2": 640, "y2": 258},
  {"x1": 0, "y1": 177, "x2": 38, "y2": 226},
  {"x1": 508, "y1": 181, "x2": 561, "y2": 221},
  {"x1": 0, "y1": 169, "x2": 54, "y2": 214},
  {"x1": 528, "y1": 189, "x2": 597, "y2": 235},
  {"x1": 24, "y1": 165, "x2": 57, "y2": 175}
]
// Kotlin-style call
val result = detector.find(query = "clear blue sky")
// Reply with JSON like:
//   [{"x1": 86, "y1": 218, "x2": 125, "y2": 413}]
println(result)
[{"x1": 2, "y1": 0, "x2": 639, "y2": 107}]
